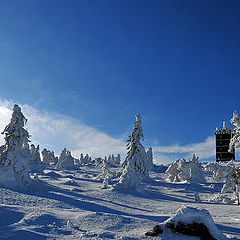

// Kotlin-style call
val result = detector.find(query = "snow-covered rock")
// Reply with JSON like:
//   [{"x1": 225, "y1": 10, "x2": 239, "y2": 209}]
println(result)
[{"x1": 146, "y1": 206, "x2": 227, "y2": 240}]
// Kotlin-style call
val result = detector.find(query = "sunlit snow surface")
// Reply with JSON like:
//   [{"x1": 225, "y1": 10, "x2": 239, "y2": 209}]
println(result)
[{"x1": 0, "y1": 165, "x2": 239, "y2": 240}]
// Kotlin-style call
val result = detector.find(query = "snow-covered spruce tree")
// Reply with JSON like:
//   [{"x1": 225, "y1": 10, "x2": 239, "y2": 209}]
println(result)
[
  {"x1": 56, "y1": 148, "x2": 75, "y2": 169},
  {"x1": 221, "y1": 166, "x2": 240, "y2": 204},
  {"x1": 114, "y1": 114, "x2": 151, "y2": 189},
  {"x1": 0, "y1": 104, "x2": 32, "y2": 188},
  {"x1": 29, "y1": 144, "x2": 44, "y2": 173}
]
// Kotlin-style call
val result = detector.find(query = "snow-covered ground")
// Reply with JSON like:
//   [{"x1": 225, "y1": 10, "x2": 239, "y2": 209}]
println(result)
[{"x1": 0, "y1": 165, "x2": 239, "y2": 240}]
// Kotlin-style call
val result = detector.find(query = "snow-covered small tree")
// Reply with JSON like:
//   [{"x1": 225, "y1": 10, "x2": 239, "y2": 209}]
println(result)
[
  {"x1": 42, "y1": 148, "x2": 58, "y2": 166},
  {"x1": 56, "y1": 148, "x2": 75, "y2": 169},
  {"x1": 79, "y1": 153, "x2": 92, "y2": 165},
  {"x1": 204, "y1": 162, "x2": 232, "y2": 183},
  {"x1": 221, "y1": 166, "x2": 240, "y2": 204},
  {"x1": 146, "y1": 147, "x2": 154, "y2": 170},
  {"x1": 29, "y1": 144, "x2": 44, "y2": 173},
  {"x1": 99, "y1": 157, "x2": 112, "y2": 189},
  {"x1": 114, "y1": 114, "x2": 151, "y2": 189},
  {"x1": 0, "y1": 104, "x2": 32, "y2": 188}
]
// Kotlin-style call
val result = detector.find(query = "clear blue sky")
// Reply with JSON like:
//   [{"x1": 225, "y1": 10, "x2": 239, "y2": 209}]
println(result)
[{"x1": 0, "y1": 0, "x2": 240, "y2": 155}]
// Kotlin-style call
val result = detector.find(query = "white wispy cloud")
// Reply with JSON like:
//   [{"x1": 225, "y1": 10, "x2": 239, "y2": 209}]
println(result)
[
  {"x1": 0, "y1": 99, "x2": 215, "y2": 164},
  {"x1": 153, "y1": 136, "x2": 215, "y2": 164}
]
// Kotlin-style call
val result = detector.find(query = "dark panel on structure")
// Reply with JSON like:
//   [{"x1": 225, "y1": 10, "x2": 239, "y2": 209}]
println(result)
[{"x1": 214, "y1": 121, "x2": 235, "y2": 162}]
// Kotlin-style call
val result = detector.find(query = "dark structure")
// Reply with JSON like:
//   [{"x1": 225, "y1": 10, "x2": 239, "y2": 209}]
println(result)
[{"x1": 214, "y1": 121, "x2": 235, "y2": 162}]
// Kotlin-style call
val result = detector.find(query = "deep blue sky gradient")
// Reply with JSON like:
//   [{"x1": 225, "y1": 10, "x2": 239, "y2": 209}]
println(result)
[{"x1": 0, "y1": 0, "x2": 240, "y2": 148}]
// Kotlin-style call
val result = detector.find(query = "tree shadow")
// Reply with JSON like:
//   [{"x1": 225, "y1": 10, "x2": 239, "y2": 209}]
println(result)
[
  {"x1": 26, "y1": 183, "x2": 167, "y2": 223},
  {"x1": 216, "y1": 224, "x2": 240, "y2": 239}
]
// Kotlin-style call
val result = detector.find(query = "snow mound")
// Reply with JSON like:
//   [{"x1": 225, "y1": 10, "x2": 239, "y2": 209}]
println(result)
[
  {"x1": 20, "y1": 213, "x2": 70, "y2": 235},
  {"x1": 64, "y1": 179, "x2": 80, "y2": 186},
  {"x1": 44, "y1": 171, "x2": 62, "y2": 178}
]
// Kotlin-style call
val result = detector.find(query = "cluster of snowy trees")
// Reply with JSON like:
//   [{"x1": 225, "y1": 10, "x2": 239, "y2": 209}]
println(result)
[
  {"x1": 166, "y1": 154, "x2": 205, "y2": 183},
  {"x1": 204, "y1": 161, "x2": 240, "y2": 204},
  {"x1": 3, "y1": 104, "x2": 239, "y2": 199},
  {"x1": 0, "y1": 104, "x2": 144, "y2": 190},
  {"x1": 42, "y1": 148, "x2": 58, "y2": 166}
]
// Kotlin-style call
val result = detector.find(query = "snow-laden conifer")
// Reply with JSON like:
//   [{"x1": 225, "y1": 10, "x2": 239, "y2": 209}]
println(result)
[
  {"x1": 29, "y1": 144, "x2": 44, "y2": 173},
  {"x1": 114, "y1": 114, "x2": 151, "y2": 189},
  {"x1": 56, "y1": 148, "x2": 75, "y2": 169},
  {"x1": 0, "y1": 104, "x2": 32, "y2": 188},
  {"x1": 99, "y1": 157, "x2": 112, "y2": 189}
]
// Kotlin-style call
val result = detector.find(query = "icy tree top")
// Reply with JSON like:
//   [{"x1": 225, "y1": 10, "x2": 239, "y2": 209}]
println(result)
[
  {"x1": 230, "y1": 111, "x2": 240, "y2": 129},
  {"x1": 127, "y1": 114, "x2": 144, "y2": 146},
  {"x1": 1, "y1": 104, "x2": 29, "y2": 149}
]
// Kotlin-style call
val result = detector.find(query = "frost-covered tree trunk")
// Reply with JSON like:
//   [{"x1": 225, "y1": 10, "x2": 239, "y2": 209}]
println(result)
[
  {"x1": 0, "y1": 104, "x2": 32, "y2": 189},
  {"x1": 114, "y1": 114, "x2": 151, "y2": 189}
]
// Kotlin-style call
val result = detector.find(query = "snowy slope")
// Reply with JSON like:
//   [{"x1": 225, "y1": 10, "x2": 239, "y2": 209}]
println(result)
[{"x1": 0, "y1": 165, "x2": 239, "y2": 240}]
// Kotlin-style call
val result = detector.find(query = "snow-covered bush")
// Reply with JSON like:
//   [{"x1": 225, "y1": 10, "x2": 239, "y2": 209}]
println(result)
[
  {"x1": 56, "y1": 148, "x2": 75, "y2": 170},
  {"x1": 166, "y1": 155, "x2": 205, "y2": 183},
  {"x1": 79, "y1": 153, "x2": 92, "y2": 165},
  {"x1": 106, "y1": 154, "x2": 121, "y2": 166},
  {"x1": 221, "y1": 166, "x2": 240, "y2": 204},
  {"x1": 114, "y1": 114, "x2": 152, "y2": 189},
  {"x1": 0, "y1": 104, "x2": 32, "y2": 189},
  {"x1": 29, "y1": 144, "x2": 45, "y2": 173},
  {"x1": 42, "y1": 148, "x2": 58, "y2": 166},
  {"x1": 208, "y1": 193, "x2": 235, "y2": 204},
  {"x1": 204, "y1": 162, "x2": 233, "y2": 183}
]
